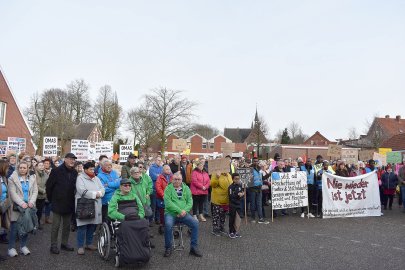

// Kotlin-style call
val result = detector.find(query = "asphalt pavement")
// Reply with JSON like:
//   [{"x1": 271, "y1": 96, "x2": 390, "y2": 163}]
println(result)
[{"x1": 1, "y1": 204, "x2": 405, "y2": 270}]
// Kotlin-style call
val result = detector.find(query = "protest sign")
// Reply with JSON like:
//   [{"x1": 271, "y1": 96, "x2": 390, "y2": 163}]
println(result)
[
  {"x1": 172, "y1": 139, "x2": 188, "y2": 152},
  {"x1": 71, "y1": 139, "x2": 89, "y2": 161},
  {"x1": 322, "y1": 172, "x2": 381, "y2": 218},
  {"x1": 386, "y1": 152, "x2": 402, "y2": 164},
  {"x1": 208, "y1": 158, "x2": 229, "y2": 174},
  {"x1": 271, "y1": 171, "x2": 309, "y2": 210},
  {"x1": 42, "y1": 137, "x2": 58, "y2": 157},
  {"x1": 359, "y1": 150, "x2": 375, "y2": 162},
  {"x1": 88, "y1": 147, "x2": 96, "y2": 161},
  {"x1": 0, "y1": 140, "x2": 7, "y2": 157},
  {"x1": 221, "y1": 142, "x2": 235, "y2": 156},
  {"x1": 373, "y1": 152, "x2": 387, "y2": 166},
  {"x1": 378, "y1": 148, "x2": 392, "y2": 156},
  {"x1": 236, "y1": 168, "x2": 253, "y2": 187},
  {"x1": 327, "y1": 145, "x2": 342, "y2": 158},
  {"x1": 7, "y1": 137, "x2": 26, "y2": 154},
  {"x1": 341, "y1": 149, "x2": 358, "y2": 165},
  {"x1": 119, "y1": 145, "x2": 134, "y2": 163},
  {"x1": 95, "y1": 141, "x2": 113, "y2": 159}
]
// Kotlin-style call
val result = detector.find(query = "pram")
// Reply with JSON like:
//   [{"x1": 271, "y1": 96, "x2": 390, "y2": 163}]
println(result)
[{"x1": 98, "y1": 200, "x2": 151, "y2": 267}]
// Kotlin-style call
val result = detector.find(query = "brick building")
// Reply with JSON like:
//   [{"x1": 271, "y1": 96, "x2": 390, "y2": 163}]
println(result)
[
  {"x1": 0, "y1": 69, "x2": 35, "y2": 155},
  {"x1": 303, "y1": 131, "x2": 335, "y2": 146}
]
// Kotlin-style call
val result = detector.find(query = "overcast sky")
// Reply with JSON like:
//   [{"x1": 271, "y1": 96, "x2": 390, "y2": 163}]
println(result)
[{"x1": 1, "y1": 1, "x2": 404, "y2": 141}]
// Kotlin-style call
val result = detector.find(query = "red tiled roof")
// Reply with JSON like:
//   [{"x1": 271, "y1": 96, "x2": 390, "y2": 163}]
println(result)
[
  {"x1": 381, "y1": 133, "x2": 405, "y2": 151},
  {"x1": 375, "y1": 117, "x2": 405, "y2": 138},
  {"x1": 303, "y1": 131, "x2": 332, "y2": 145}
]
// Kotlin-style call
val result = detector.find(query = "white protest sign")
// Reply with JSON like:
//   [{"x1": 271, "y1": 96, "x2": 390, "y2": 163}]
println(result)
[
  {"x1": 7, "y1": 137, "x2": 26, "y2": 154},
  {"x1": 322, "y1": 171, "x2": 381, "y2": 218},
  {"x1": 71, "y1": 139, "x2": 89, "y2": 161},
  {"x1": 341, "y1": 148, "x2": 359, "y2": 165},
  {"x1": 88, "y1": 147, "x2": 96, "y2": 161},
  {"x1": 42, "y1": 137, "x2": 58, "y2": 157},
  {"x1": 271, "y1": 171, "x2": 308, "y2": 210},
  {"x1": 119, "y1": 145, "x2": 134, "y2": 163},
  {"x1": 327, "y1": 145, "x2": 342, "y2": 158},
  {"x1": 0, "y1": 141, "x2": 7, "y2": 157},
  {"x1": 95, "y1": 141, "x2": 113, "y2": 159}
]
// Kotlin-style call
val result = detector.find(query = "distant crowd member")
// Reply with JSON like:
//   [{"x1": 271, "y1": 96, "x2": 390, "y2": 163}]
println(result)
[
  {"x1": 121, "y1": 153, "x2": 137, "y2": 180},
  {"x1": 163, "y1": 172, "x2": 201, "y2": 258},
  {"x1": 6, "y1": 153, "x2": 17, "y2": 179},
  {"x1": 0, "y1": 159, "x2": 9, "y2": 261},
  {"x1": 75, "y1": 162, "x2": 105, "y2": 255},
  {"x1": 301, "y1": 158, "x2": 315, "y2": 218},
  {"x1": 8, "y1": 161, "x2": 38, "y2": 257},
  {"x1": 190, "y1": 161, "x2": 210, "y2": 221},
  {"x1": 398, "y1": 165, "x2": 405, "y2": 213},
  {"x1": 95, "y1": 155, "x2": 108, "y2": 176},
  {"x1": 46, "y1": 153, "x2": 78, "y2": 254},
  {"x1": 210, "y1": 171, "x2": 233, "y2": 236},
  {"x1": 381, "y1": 165, "x2": 398, "y2": 210},
  {"x1": 249, "y1": 158, "x2": 268, "y2": 224},
  {"x1": 228, "y1": 173, "x2": 244, "y2": 238},
  {"x1": 43, "y1": 158, "x2": 53, "y2": 224},
  {"x1": 156, "y1": 165, "x2": 172, "y2": 226},
  {"x1": 35, "y1": 161, "x2": 49, "y2": 230},
  {"x1": 169, "y1": 155, "x2": 181, "y2": 175},
  {"x1": 98, "y1": 159, "x2": 120, "y2": 221},
  {"x1": 149, "y1": 157, "x2": 163, "y2": 224}
]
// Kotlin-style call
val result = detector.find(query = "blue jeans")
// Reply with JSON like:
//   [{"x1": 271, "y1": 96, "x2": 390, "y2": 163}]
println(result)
[
  {"x1": 76, "y1": 224, "x2": 97, "y2": 248},
  {"x1": 150, "y1": 191, "x2": 159, "y2": 222},
  {"x1": 250, "y1": 190, "x2": 263, "y2": 220},
  {"x1": 401, "y1": 186, "x2": 405, "y2": 208},
  {"x1": 44, "y1": 201, "x2": 52, "y2": 217},
  {"x1": 9, "y1": 222, "x2": 28, "y2": 250},
  {"x1": 203, "y1": 195, "x2": 209, "y2": 215},
  {"x1": 164, "y1": 213, "x2": 198, "y2": 249}
]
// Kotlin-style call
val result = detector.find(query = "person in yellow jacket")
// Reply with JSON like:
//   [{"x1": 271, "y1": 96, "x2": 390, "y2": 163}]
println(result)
[{"x1": 210, "y1": 171, "x2": 232, "y2": 236}]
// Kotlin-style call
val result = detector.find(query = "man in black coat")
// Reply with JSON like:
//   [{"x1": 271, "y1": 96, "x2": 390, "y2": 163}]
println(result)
[{"x1": 46, "y1": 153, "x2": 78, "y2": 254}]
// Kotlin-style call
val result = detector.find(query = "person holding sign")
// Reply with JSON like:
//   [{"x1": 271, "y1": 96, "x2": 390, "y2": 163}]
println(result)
[
  {"x1": 228, "y1": 173, "x2": 244, "y2": 239},
  {"x1": 381, "y1": 165, "x2": 398, "y2": 210},
  {"x1": 210, "y1": 171, "x2": 232, "y2": 236}
]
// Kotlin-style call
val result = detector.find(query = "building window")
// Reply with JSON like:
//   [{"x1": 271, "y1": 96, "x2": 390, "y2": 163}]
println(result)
[
  {"x1": 210, "y1": 143, "x2": 214, "y2": 149},
  {"x1": 0, "y1": 102, "x2": 6, "y2": 126},
  {"x1": 202, "y1": 143, "x2": 207, "y2": 149}
]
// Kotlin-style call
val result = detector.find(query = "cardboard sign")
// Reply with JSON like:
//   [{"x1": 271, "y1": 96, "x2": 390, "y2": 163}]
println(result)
[
  {"x1": 373, "y1": 152, "x2": 387, "y2": 166},
  {"x1": 221, "y1": 142, "x2": 235, "y2": 156},
  {"x1": 327, "y1": 145, "x2": 342, "y2": 158},
  {"x1": 172, "y1": 139, "x2": 188, "y2": 152},
  {"x1": 7, "y1": 137, "x2": 26, "y2": 154},
  {"x1": 119, "y1": 145, "x2": 134, "y2": 163},
  {"x1": 71, "y1": 139, "x2": 89, "y2": 161},
  {"x1": 42, "y1": 137, "x2": 58, "y2": 157},
  {"x1": 236, "y1": 167, "x2": 253, "y2": 187},
  {"x1": 208, "y1": 158, "x2": 230, "y2": 174},
  {"x1": 359, "y1": 150, "x2": 375, "y2": 162},
  {"x1": 386, "y1": 152, "x2": 402, "y2": 164},
  {"x1": 322, "y1": 172, "x2": 381, "y2": 218},
  {"x1": 271, "y1": 171, "x2": 309, "y2": 210},
  {"x1": 341, "y1": 149, "x2": 358, "y2": 165},
  {"x1": 0, "y1": 140, "x2": 7, "y2": 157},
  {"x1": 95, "y1": 141, "x2": 113, "y2": 159}
]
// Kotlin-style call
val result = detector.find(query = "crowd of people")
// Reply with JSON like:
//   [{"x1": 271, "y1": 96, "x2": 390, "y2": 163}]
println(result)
[{"x1": 0, "y1": 151, "x2": 404, "y2": 263}]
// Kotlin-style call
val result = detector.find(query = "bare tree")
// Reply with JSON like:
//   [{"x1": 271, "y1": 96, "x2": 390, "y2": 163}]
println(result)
[
  {"x1": 143, "y1": 88, "x2": 196, "y2": 154},
  {"x1": 94, "y1": 85, "x2": 122, "y2": 141},
  {"x1": 66, "y1": 79, "x2": 92, "y2": 124},
  {"x1": 189, "y1": 124, "x2": 220, "y2": 139},
  {"x1": 288, "y1": 122, "x2": 308, "y2": 144},
  {"x1": 348, "y1": 127, "x2": 358, "y2": 140}
]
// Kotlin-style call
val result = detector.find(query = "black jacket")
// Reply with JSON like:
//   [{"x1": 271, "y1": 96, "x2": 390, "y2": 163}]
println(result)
[
  {"x1": 228, "y1": 183, "x2": 243, "y2": 209},
  {"x1": 46, "y1": 163, "x2": 78, "y2": 215}
]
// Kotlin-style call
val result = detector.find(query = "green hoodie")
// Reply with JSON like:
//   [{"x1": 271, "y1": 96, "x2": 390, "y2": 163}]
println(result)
[
  {"x1": 108, "y1": 189, "x2": 145, "y2": 221},
  {"x1": 164, "y1": 183, "x2": 192, "y2": 217},
  {"x1": 130, "y1": 176, "x2": 151, "y2": 206},
  {"x1": 141, "y1": 172, "x2": 153, "y2": 195}
]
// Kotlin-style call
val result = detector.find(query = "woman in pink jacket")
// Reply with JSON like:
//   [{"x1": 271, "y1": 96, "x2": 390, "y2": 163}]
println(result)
[{"x1": 190, "y1": 161, "x2": 210, "y2": 221}]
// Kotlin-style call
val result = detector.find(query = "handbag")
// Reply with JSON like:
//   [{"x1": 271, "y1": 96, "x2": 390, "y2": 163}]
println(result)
[
  {"x1": 76, "y1": 190, "x2": 96, "y2": 220},
  {"x1": 135, "y1": 189, "x2": 153, "y2": 217}
]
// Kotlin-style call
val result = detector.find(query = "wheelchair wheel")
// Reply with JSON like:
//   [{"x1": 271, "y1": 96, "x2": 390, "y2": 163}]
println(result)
[
  {"x1": 98, "y1": 222, "x2": 111, "y2": 260},
  {"x1": 115, "y1": 255, "x2": 121, "y2": 268}
]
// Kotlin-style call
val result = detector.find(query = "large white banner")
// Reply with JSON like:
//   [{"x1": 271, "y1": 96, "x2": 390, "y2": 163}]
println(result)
[
  {"x1": 271, "y1": 171, "x2": 309, "y2": 210},
  {"x1": 71, "y1": 139, "x2": 89, "y2": 161},
  {"x1": 322, "y1": 171, "x2": 381, "y2": 218}
]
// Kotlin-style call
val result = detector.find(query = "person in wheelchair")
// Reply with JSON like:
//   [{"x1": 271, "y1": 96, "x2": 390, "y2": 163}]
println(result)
[{"x1": 163, "y1": 172, "x2": 202, "y2": 258}]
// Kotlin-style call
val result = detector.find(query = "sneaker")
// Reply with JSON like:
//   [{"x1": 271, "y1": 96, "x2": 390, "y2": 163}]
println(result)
[
  {"x1": 258, "y1": 218, "x2": 269, "y2": 224},
  {"x1": 235, "y1": 233, "x2": 242, "y2": 238},
  {"x1": 228, "y1": 233, "x2": 236, "y2": 239},
  {"x1": 189, "y1": 247, "x2": 203, "y2": 257},
  {"x1": 163, "y1": 248, "x2": 172, "y2": 257},
  {"x1": 8, "y1": 248, "x2": 18, "y2": 257},
  {"x1": 85, "y1": 245, "x2": 97, "y2": 251},
  {"x1": 198, "y1": 214, "x2": 206, "y2": 222},
  {"x1": 211, "y1": 230, "x2": 221, "y2": 237},
  {"x1": 77, "y1": 247, "x2": 85, "y2": 255},
  {"x1": 300, "y1": 213, "x2": 305, "y2": 218},
  {"x1": 193, "y1": 215, "x2": 198, "y2": 221},
  {"x1": 20, "y1": 246, "x2": 30, "y2": 256},
  {"x1": 308, "y1": 213, "x2": 315, "y2": 218}
]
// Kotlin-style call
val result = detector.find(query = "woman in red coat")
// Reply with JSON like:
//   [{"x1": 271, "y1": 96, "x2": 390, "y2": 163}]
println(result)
[
  {"x1": 190, "y1": 162, "x2": 210, "y2": 221},
  {"x1": 155, "y1": 165, "x2": 173, "y2": 225}
]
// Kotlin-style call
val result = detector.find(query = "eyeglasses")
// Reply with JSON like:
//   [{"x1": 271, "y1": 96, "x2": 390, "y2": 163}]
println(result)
[
  {"x1": 173, "y1": 178, "x2": 182, "y2": 181},
  {"x1": 138, "y1": 166, "x2": 144, "y2": 169},
  {"x1": 121, "y1": 184, "x2": 131, "y2": 187}
]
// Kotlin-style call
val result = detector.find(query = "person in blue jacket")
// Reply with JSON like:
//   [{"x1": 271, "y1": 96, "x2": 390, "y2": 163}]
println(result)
[
  {"x1": 148, "y1": 156, "x2": 163, "y2": 224},
  {"x1": 97, "y1": 159, "x2": 120, "y2": 221},
  {"x1": 300, "y1": 158, "x2": 315, "y2": 218},
  {"x1": 315, "y1": 160, "x2": 335, "y2": 217}
]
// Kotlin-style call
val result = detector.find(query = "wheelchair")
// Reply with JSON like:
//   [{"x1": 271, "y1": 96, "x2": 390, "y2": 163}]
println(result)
[{"x1": 98, "y1": 220, "x2": 122, "y2": 267}]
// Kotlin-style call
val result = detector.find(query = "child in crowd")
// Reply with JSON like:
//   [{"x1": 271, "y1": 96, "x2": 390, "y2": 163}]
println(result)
[{"x1": 228, "y1": 173, "x2": 244, "y2": 239}]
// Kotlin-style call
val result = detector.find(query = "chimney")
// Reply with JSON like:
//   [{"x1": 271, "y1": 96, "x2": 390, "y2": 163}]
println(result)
[
  {"x1": 396, "y1": 115, "x2": 401, "y2": 121},
  {"x1": 385, "y1": 115, "x2": 390, "y2": 118}
]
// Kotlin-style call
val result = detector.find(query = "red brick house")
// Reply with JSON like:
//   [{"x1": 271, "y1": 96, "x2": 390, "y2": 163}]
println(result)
[
  {"x1": 303, "y1": 131, "x2": 334, "y2": 146},
  {"x1": 0, "y1": 69, "x2": 35, "y2": 154},
  {"x1": 380, "y1": 133, "x2": 405, "y2": 151}
]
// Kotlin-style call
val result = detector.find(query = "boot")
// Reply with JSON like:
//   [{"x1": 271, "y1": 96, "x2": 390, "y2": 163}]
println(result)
[
  {"x1": 198, "y1": 214, "x2": 206, "y2": 222},
  {"x1": 45, "y1": 217, "x2": 52, "y2": 224}
]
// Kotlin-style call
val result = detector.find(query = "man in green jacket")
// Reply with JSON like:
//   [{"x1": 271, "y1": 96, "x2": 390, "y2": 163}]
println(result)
[
  {"x1": 108, "y1": 179, "x2": 145, "y2": 221},
  {"x1": 163, "y1": 172, "x2": 202, "y2": 258},
  {"x1": 129, "y1": 167, "x2": 151, "y2": 215}
]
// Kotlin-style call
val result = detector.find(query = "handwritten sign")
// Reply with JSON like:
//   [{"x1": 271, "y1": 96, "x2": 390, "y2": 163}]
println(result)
[
  {"x1": 208, "y1": 158, "x2": 230, "y2": 174},
  {"x1": 322, "y1": 172, "x2": 381, "y2": 218},
  {"x1": 0, "y1": 140, "x2": 7, "y2": 157},
  {"x1": 373, "y1": 152, "x2": 387, "y2": 166},
  {"x1": 119, "y1": 145, "x2": 134, "y2": 163},
  {"x1": 95, "y1": 141, "x2": 113, "y2": 159},
  {"x1": 271, "y1": 171, "x2": 308, "y2": 210},
  {"x1": 236, "y1": 168, "x2": 253, "y2": 187},
  {"x1": 341, "y1": 149, "x2": 358, "y2": 165},
  {"x1": 327, "y1": 145, "x2": 342, "y2": 158},
  {"x1": 386, "y1": 152, "x2": 402, "y2": 164},
  {"x1": 42, "y1": 137, "x2": 58, "y2": 157},
  {"x1": 71, "y1": 139, "x2": 89, "y2": 161},
  {"x1": 221, "y1": 142, "x2": 235, "y2": 156},
  {"x1": 7, "y1": 137, "x2": 26, "y2": 154},
  {"x1": 172, "y1": 139, "x2": 188, "y2": 152}
]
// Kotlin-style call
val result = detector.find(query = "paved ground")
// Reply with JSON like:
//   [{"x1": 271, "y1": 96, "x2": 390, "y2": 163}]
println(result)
[{"x1": 1, "y1": 204, "x2": 405, "y2": 270}]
